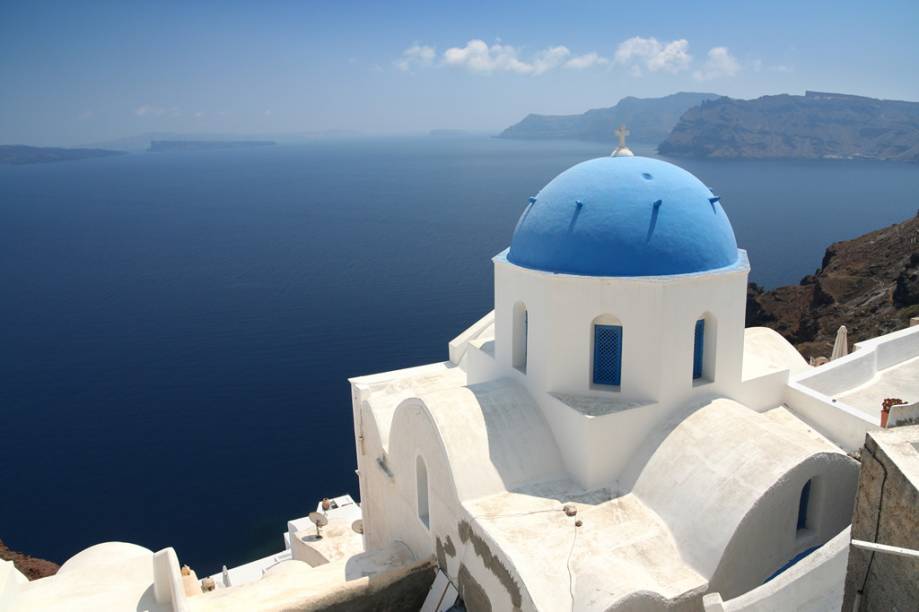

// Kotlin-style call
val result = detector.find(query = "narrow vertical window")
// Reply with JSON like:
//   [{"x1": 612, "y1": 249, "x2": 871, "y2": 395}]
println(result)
[
  {"x1": 593, "y1": 324, "x2": 623, "y2": 386},
  {"x1": 796, "y1": 479, "x2": 811, "y2": 532},
  {"x1": 693, "y1": 319, "x2": 705, "y2": 380},
  {"x1": 417, "y1": 456, "x2": 429, "y2": 529},
  {"x1": 513, "y1": 303, "x2": 528, "y2": 373}
]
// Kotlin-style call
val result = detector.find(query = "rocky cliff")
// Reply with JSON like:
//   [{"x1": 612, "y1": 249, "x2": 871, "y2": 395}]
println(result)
[
  {"x1": 747, "y1": 211, "x2": 919, "y2": 359},
  {"x1": 660, "y1": 91, "x2": 919, "y2": 161},
  {"x1": 498, "y1": 92, "x2": 719, "y2": 143},
  {"x1": 0, "y1": 539, "x2": 59, "y2": 580}
]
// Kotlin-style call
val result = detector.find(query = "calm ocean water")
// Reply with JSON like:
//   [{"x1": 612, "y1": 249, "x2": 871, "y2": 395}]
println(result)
[{"x1": 1, "y1": 136, "x2": 917, "y2": 573}]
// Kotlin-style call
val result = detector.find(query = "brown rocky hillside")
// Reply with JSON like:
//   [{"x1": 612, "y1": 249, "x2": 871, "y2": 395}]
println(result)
[
  {"x1": 747, "y1": 211, "x2": 919, "y2": 359},
  {"x1": 0, "y1": 539, "x2": 59, "y2": 580}
]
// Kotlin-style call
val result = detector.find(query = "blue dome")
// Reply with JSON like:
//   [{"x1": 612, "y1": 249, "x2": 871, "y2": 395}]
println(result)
[{"x1": 507, "y1": 156, "x2": 739, "y2": 277}]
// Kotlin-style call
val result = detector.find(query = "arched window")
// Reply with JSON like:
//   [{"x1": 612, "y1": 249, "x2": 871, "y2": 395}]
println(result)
[
  {"x1": 513, "y1": 302, "x2": 528, "y2": 373},
  {"x1": 693, "y1": 314, "x2": 716, "y2": 382},
  {"x1": 416, "y1": 455, "x2": 430, "y2": 528},
  {"x1": 796, "y1": 479, "x2": 812, "y2": 532},
  {"x1": 591, "y1": 315, "x2": 623, "y2": 387},
  {"x1": 693, "y1": 319, "x2": 705, "y2": 380}
]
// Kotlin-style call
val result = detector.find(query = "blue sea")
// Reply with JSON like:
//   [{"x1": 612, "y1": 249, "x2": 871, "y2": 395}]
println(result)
[{"x1": 1, "y1": 136, "x2": 917, "y2": 573}]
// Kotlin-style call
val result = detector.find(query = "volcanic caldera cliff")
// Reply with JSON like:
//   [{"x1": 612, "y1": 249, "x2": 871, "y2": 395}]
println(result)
[{"x1": 748, "y1": 211, "x2": 919, "y2": 359}]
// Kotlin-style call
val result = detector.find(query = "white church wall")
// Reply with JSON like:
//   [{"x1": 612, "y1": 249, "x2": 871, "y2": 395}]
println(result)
[
  {"x1": 708, "y1": 456, "x2": 857, "y2": 599},
  {"x1": 858, "y1": 323, "x2": 919, "y2": 369},
  {"x1": 492, "y1": 251, "x2": 751, "y2": 490},
  {"x1": 703, "y1": 527, "x2": 849, "y2": 612},
  {"x1": 375, "y1": 392, "x2": 542, "y2": 612},
  {"x1": 460, "y1": 343, "x2": 498, "y2": 386},
  {"x1": 448, "y1": 311, "x2": 494, "y2": 366},
  {"x1": 783, "y1": 384, "x2": 876, "y2": 451},
  {"x1": 728, "y1": 369, "x2": 789, "y2": 412},
  {"x1": 579, "y1": 399, "x2": 682, "y2": 491},
  {"x1": 795, "y1": 349, "x2": 878, "y2": 397},
  {"x1": 630, "y1": 399, "x2": 857, "y2": 597},
  {"x1": 783, "y1": 325, "x2": 919, "y2": 451},
  {"x1": 0, "y1": 560, "x2": 27, "y2": 612}
]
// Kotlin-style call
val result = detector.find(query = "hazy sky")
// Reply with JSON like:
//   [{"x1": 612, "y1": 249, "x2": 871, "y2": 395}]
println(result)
[{"x1": 2, "y1": 0, "x2": 917, "y2": 146}]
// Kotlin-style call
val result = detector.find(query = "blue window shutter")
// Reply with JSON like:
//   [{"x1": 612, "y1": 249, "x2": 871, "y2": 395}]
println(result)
[
  {"x1": 593, "y1": 324, "x2": 622, "y2": 386},
  {"x1": 693, "y1": 319, "x2": 705, "y2": 379}
]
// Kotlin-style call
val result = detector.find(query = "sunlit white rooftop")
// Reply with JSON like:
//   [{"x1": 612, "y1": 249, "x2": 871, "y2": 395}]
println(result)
[{"x1": 835, "y1": 354, "x2": 919, "y2": 418}]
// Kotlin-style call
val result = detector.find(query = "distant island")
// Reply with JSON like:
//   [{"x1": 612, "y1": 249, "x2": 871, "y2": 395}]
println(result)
[
  {"x1": 660, "y1": 91, "x2": 919, "y2": 162},
  {"x1": 498, "y1": 92, "x2": 720, "y2": 144},
  {"x1": 0, "y1": 145, "x2": 125, "y2": 165},
  {"x1": 148, "y1": 140, "x2": 276, "y2": 152}
]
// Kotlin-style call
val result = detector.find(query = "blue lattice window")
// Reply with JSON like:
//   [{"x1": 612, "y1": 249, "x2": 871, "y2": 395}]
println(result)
[
  {"x1": 593, "y1": 324, "x2": 622, "y2": 386},
  {"x1": 693, "y1": 319, "x2": 705, "y2": 380}
]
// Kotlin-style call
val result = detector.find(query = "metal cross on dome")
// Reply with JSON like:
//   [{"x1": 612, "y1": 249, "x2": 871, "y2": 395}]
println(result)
[{"x1": 615, "y1": 124, "x2": 630, "y2": 148}]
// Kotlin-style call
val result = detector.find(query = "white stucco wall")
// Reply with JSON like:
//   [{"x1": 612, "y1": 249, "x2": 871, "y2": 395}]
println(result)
[
  {"x1": 785, "y1": 325, "x2": 919, "y2": 450},
  {"x1": 630, "y1": 399, "x2": 858, "y2": 598},
  {"x1": 491, "y1": 250, "x2": 751, "y2": 489},
  {"x1": 704, "y1": 527, "x2": 849, "y2": 612}
]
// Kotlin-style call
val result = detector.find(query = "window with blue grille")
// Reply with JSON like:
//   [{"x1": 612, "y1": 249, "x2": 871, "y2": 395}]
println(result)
[
  {"x1": 693, "y1": 319, "x2": 705, "y2": 380},
  {"x1": 593, "y1": 324, "x2": 622, "y2": 386}
]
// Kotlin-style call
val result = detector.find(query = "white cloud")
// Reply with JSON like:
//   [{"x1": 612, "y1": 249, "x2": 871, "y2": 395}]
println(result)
[
  {"x1": 564, "y1": 52, "x2": 608, "y2": 70},
  {"x1": 614, "y1": 37, "x2": 691, "y2": 74},
  {"x1": 443, "y1": 39, "x2": 534, "y2": 74},
  {"x1": 693, "y1": 46, "x2": 741, "y2": 81},
  {"x1": 529, "y1": 45, "x2": 572, "y2": 75},
  {"x1": 440, "y1": 39, "x2": 607, "y2": 76},
  {"x1": 395, "y1": 44, "x2": 436, "y2": 71}
]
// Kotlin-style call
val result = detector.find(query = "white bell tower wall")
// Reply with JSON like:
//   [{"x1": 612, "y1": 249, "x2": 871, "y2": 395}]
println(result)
[{"x1": 491, "y1": 248, "x2": 751, "y2": 488}]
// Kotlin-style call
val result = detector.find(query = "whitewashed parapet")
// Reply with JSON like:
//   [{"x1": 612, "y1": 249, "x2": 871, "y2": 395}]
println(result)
[
  {"x1": 889, "y1": 401, "x2": 919, "y2": 427},
  {"x1": 0, "y1": 560, "x2": 28, "y2": 612},
  {"x1": 153, "y1": 547, "x2": 188, "y2": 612},
  {"x1": 786, "y1": 325, "x2": 919, "y2": 450},
  {"x1": 448, "y1": 310, "x2": 494, "y2": 365},
  {"x1": 703, "y1": 527, "x2": 849, "y2": 612}
]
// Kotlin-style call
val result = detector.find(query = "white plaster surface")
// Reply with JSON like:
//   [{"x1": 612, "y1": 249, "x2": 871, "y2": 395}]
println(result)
[
  {"x1": 20, "y1": 161, "x2": 919, "y2": 610},
  {"x1": 836, "y1": 354, "x2": 919, "y2": 417},
  {"x1": 9, "y1": 543, "x2": 169, "y2": 612},
  {"x1": 342, "y1": 244, "x2": 885, "y2": 611},
  {"x1": 705, "y1": 527, "x2": 850, "y2": 612},
  {"x1": 741, "y1": 327, "x2": 810, "y2": 381},
  {"x1": 785, "y1": 325, "x2": 919, "y2": 449},
  {"x1": 189, "y1": 543, "x2": 418, "y2": 611}
]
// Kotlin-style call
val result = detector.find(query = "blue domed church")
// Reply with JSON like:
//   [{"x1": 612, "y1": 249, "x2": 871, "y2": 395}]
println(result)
[
  {"x1": 7, "y1": 134, "x2": 915, "y2": 612},
  {"x1": 348, "y1": 141, "x2": 862, "y2": 611}
]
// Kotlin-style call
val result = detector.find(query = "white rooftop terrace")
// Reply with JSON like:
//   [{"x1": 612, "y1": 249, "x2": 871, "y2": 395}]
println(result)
[
  {"x1": 835, "y1": 354, "x2": 919, "y2": 418},
  {"x1": 788, "y1": 325, "x2": 919, "y2": 450}
]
